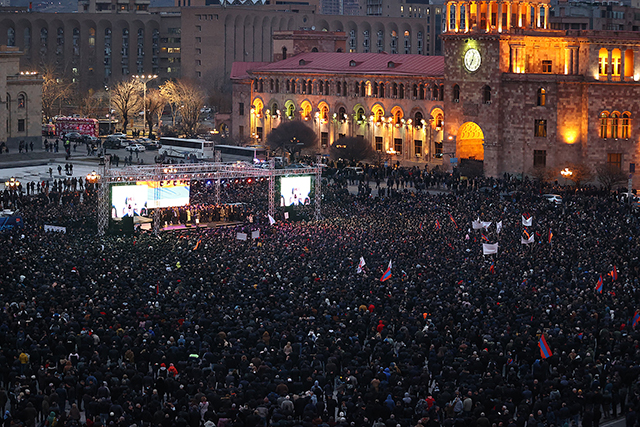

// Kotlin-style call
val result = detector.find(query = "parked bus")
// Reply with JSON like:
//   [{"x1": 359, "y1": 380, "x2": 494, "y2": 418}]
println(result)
[
  {"x1": 54, "y1": 117, "x2": 99, "y2": 138},
  {"x1": 214, "y1": 145, "x2": 268, "y2": 163},
  {"x1": 159, "y1": 137, "x2": 215, "y2": 159}
]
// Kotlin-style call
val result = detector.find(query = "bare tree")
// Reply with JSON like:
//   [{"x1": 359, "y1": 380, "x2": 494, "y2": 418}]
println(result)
[
  {"x1": 145, "y1": 89, "x2": 165, "y2": 138},
  {"x1": 111, "y1": 79, "x2": 142, "y2": 133},
  {"x1": 159, "y1": 80, "x2": 179, "y2": 127},
  {"x1": 75, "y1": 88, "x2": 103, "y2": 118},
  {"x1": 41, "y1": 64, "x2": 73, "y2": 122},
  {"x1": 529, "y1": 166, "x2": 555, "y2": 184},
  {"x1": 175, "y1": 80, "x2": 206, "y2": 137},
  {"x1": 596, "y1": 163, "x2": 627, "y2": 192},
  {"x1": 266, "y1": 121, "x2": 318, "y2": 162},
  {"x1": 329, "y1": 136, "x2": 373, "y2": 163},
  {"x1": 558, "y1": 163, "x2": 592, "y2": 188}
]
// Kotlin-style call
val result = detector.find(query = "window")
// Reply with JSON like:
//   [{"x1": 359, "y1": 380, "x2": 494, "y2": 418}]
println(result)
[
  {"x1": 533, "y1": 150, "x2": 547, "y2": 167},
  {"x1": 483, "y1": 86, "x2": 491, "y2": 104},
  {"x1": 622, "y1": 112, "x2": 630, "y2": 138},
  {"x1": 336, "y1": 81, "x2": 341, "y2": 96},
  {"x1": 239, "y1": 102, "x2": 244, "y2": 116},
  {"x1": 537, "y1": 88, "x2": 546, "y2": 106},
  {"x1": 394, "y1": 138, "x2": 403, "y2": 154},
  {"x1": 611, "y1": 112, "x2": 620, "y2": 138},
  {"x1": 542, "y1": 60, "x2": 552, "y2": 73},
  {"x1": 453, "y1": 84, "x2": 460, "y2": 103},
  {"x1": 414, "y1": 140, "x2": 422, "y2": 157},
  {"x1": 18, "y1": 119, "x2": 25, "y2": 132},
  {"x1": 17, "y1": 94, "x2": 25, "y2": 109},
  {"x1": 338, "y1": 107, "x2": 347, "y2": 122},
  {"x1": 376, "y1": 136, "x2": 383, "y2": 152},
  {"x1": 321, "y1": 132, "x2": 328, "y2": 148},
  {"x1": 196, "y1": 37, "x2": 201, "y2": 43},
  {"x1": 256, "y1": 127, "x2": 263, "y2": 142},
  {"x1": 238, "y1": 126, "x2": 244, "y2": 138},
  {"x1": 607, "y1": 153, "x2": 622, "y2": 170},
  {"x1": 534, "y1": 119, "x2": 547, "y2": 137},
  {"x1": 600, "y1": 111, "x2": 609, "y2": 138}
]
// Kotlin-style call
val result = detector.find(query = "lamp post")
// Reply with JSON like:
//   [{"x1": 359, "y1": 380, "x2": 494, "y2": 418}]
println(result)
[
  {"x1": 560, "y1": 167, "x2": 573, "y2": 180},
  {"x1": 4, "y1": 177, "x2": 20, "y2": 191},
  {"x1": 133, "y1": 74, "x2": 157, "y2": 137},
  {"x1": 105, "y1": 85, "x2": 112, "y2": 134}
]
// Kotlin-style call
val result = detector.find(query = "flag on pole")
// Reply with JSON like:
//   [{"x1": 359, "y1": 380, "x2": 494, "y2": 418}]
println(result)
[
  {"x1": 522, "y1": 215, "x2": 533, "y2": 227},
  {"x1": 548, "y1": 229, "x2": 553, "y2": 244},
  {"x1": 481, "y1": 221, "x2": 492, "y2": 230},
  {"x1": 156, "y1": 283, "x2": 159, "y2": 294},
  {"x1": 380, "y1": 261, "x2": 392, "y2": 282},
  {"x1": 268, "y1": 214, "x2": 276, "y2": 225},
  {"x1": 633, "y1": 311, "x2": 640, "y2": 329},
  {"x1": 482, "y1": 243, "x2": 499, "y2": 255},
  {"x1": 596, "y1": 275, "x2": 603, "y2": 293},
  {"x1": 357, "y1": 256, "x2": 366, "y2": 274},
  {"x1": 609, "y1": 266, "x2": 618, "y2": 281},
  {"x1": 481, "y1": 234, "x2": 490, "y2": 242},
  {"x1": 448, "y1": 212, "x2": 458, "y2": 228},
  {"x1": 193, "y1": 239, "x2": 201, "y2": 251},
  {"x1": 489, "y1": 262, "x2": 495, "y2": 274},
  {"x1": 521, "y1": 235, "x2": 535, "y2": 244},
  {"x1": 496, "y1": 221, "x2": 503, "y2": 235},
  {"x1": 435, "y1": 220, "x2": 441, "y2": 230},
  {"x1": 539, "y1": 334, "x2": 552, "y2": 359}
]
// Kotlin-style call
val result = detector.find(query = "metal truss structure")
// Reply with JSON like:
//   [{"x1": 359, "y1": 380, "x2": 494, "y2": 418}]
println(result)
[{"x1": 97, "y1": 156, "x2": 323, "y2": 235}]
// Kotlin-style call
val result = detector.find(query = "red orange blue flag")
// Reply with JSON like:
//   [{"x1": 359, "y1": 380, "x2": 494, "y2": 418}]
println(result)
[
  {"x1": 609, "y1": 266, "x2": 618, "y2": 281},
  {"x1": 633, "y1": 311, "x2": 640, "y2": 329},
  {"x1": 539, "y1": 334, "x2": 552, "y2": 359},
  {"x1": 489, "y1": 262, "x2": 495, "y2": 274},
  {"x1": 380, "y1": 261, "x2": 392, "y2": 282},
  {"x1": 435, "y1": 220, "x2": 441, "y2": 230},
  {"x1": 448, "y1": 212, "x2": 458, "y2": 228},
  {"x1": 548, "y1": 229, "x2": 553, "y2": 244},
  {"x1": 596, "y1": 275, "x2": 603, "y2": 293}
]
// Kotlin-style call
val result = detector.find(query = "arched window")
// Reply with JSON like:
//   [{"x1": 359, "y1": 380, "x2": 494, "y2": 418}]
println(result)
[
  {"x1": 537, "y1": 88, "x2": 546, "y2": 106},
  {"x1": 622, "y1": 112, "x2": 631, "y2": 139},
  {"x1": 56, "y1": 27, "x2": 64, "y2": 55},
  {"x1": 286, "y1": 103, "x2": 296, "y2": 119},
  {"x1": 432, "y1": 85, "x2": 438, "y2": 100},
  {"x1": 342, "y1": 81, "x2": 347, "y2": 96},
  {"x1": 354, "y1": 81, "x2": 360, "y2": 97},
  {"x1": 392, "y1": 83, "x2": 398, "y2": 98},
  {"x1": 372, "y1": 82, "x2": 378, "y2": 97},
  {"x1": 412, "y1": 84, "x2": 418, "y2": 99},
  {"x1": 336, "y1": 81, "x2": 341, "y2": 96},
  {"x1": 270, "y1": 79, "x2": 274, "y2": 92},
  {"x1": 361, "y1": 81, "x2": 366, "y2": 97},
  {"x1": 307, "y1": 80, "x2": 313, "y2": 95},
  {"x1": 611, "y1": 112, "x2": 620, "y2": 138},
  {"x1": 282, "y1": 46, "x2": 287, "y2": 59},
  {"x1": 453, "y1": 84, "x2": 460, "y2": 102},
  {"x1": 271, "y1": 102, "x2": 278, "y2": 116},
  {"x1": 379, "y1": 82, "x2": 385, "y2": 98},
  {"x1": 324, "y1": 80, "x2": 330, "y2": 96},
  {"x1": 399, "y1": 84, "x2": 405, "y2": 99},
  {"x1": 275, "y1": 79, "x2": 280, "y2": 93},
  {"x1": 318, "y1": 80, "x2": 323, "y2": 94},
  {"x1": 374, "y1": 108, "x2": 384, "y2": 123},
  {"x1": 286, "y1": 79, "x2": 290, "y2": 93},
  {"x1": 356, "y1": 107, "x2": 365, "y2": 122},
  {"x1": 414, "y1": 111, "x2": 424, "y2": 128},
  {"x1": 483, "y1": 85, "x2": 491, "y2": 104},
  {"x1": 439, "y1": 84, "x2": 444, "y2": 101},
  {"x1": 419, "y1": 85, "x2": 425, "y2": 100},
  {"x1": 600, "y1": 111, "x2": 609, "y2": 138},
  {"x1": 320, "y1": 104, "x2": 329, "y2": 120},
  {"x1": 393, "y1": 108, "x2": 403, "y2": 125},
  {"x1": 7, "y1": 28, "x2": 15, "y2": 47},
  {"x1": 17, "y1": 93, "x2": 25, "y2": 109},
  {"x1": 338, "y1": 106, "x2": 347, "y2": 122},
  {"x1": 259, "y1": 79, "x2": 264, "y2": 92}
]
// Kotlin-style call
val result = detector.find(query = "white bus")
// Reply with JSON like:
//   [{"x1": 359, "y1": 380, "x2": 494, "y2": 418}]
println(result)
[
  {"x1": 159, "y1": 137, "x2": 215, "y2": 159},
  {"x1": 215, "y1": 145, "x2": 268, "y2": 163}
]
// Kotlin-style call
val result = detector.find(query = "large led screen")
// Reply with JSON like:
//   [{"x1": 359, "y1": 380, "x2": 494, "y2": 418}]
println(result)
[
  {"x1": 280, "y1": 176, "x2": 311, "y2": 206},
  {"x1": 111, "y1": 181, "x2": 190, "y2": 218}
]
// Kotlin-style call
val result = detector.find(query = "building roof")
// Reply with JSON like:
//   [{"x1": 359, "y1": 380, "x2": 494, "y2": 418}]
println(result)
[
  {"x1": 239, "y1": 52, "x2": 445, "y2": 78},
  {"x1": 230, "y1": 61, "x2": 271, "y2": 80}
]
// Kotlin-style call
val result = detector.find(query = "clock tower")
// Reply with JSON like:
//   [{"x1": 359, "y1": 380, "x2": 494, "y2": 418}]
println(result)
[{"x1": 440, "y1": 0, "x2": 551, "y2": 177}]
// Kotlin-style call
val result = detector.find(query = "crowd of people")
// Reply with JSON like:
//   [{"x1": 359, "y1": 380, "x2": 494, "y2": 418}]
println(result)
[{"x1": 0, "y1": 168, "x2": 640, "y2": 427}]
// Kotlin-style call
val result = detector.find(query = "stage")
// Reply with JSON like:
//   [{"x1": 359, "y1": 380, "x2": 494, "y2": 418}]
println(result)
[{"x1": 140, "y1": 220, "x2": 245, "y2": 232}]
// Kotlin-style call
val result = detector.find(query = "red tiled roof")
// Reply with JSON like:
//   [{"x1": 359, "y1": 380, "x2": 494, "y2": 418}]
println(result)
[
  {"x1": 245, "y1": 52, "x2": 445, "y2": 77},
  {"x1": 230, "y1": 61, "x2": 270, "y2": 80}
]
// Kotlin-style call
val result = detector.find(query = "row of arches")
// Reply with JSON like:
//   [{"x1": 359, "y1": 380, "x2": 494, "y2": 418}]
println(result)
[
  {"x1": 597, "y1": 48, "x2": 635, "y2": 79},
  {"x1": 252, "y1": 97, "x2": 444, "y2": 129},
  {"x1": 599, "y1": 111, "x2": 632, "y2": 139}
]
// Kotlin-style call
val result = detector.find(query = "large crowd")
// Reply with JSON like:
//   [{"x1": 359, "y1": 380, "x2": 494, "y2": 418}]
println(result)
[{"x1": 1, "y1": 167, "x2": 640, "y2": 427}]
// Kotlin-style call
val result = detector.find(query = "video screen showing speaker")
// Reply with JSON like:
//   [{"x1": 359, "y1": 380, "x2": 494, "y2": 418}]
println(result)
[
  {"x1": 280, "y1": 176, "x2": 311, "y2": 207},
  {"x1": 111, "y1": 181, "x2": 190, "y2": 218}
]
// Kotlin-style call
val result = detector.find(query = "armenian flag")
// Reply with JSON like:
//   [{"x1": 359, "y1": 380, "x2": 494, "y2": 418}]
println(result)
[
  {"x1": 548, "y1": 229, "x2": 554, "y2": 244},
  {"x1": 596, "y1": 275, "x2": 603, "y2": 293},
  {"x1": 435, "y1": 220, "x2": 441, "y2": 230},
  {"x1": 539, "y1": 334, "x2": 552, "y2": 359},
  {"x1": 609, "y1": 266, "x2": 618, "y2": 281},
  {"x1": 448, "y1": 212, "x2": 458, "y2": 228},
  {"x1": 380, "y1": 261, "x2": 392, "y2": 282},
  {"x1": 633, "y1": 311, "x2": 640, "y2": 329}
]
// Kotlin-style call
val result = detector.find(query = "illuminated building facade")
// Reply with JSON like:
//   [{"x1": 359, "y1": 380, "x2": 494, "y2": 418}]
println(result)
[{"x1": 236, "y1": 0, "x2": 640, "y2": 182}]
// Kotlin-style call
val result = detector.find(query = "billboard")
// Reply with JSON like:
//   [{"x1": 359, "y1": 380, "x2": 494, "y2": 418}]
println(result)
[
  {"x1": 280, "y1": 176, "x2": 311, "y2": 206},
  {"x1": 111, "y1": 181, "x2": 190, "y2": 218}
]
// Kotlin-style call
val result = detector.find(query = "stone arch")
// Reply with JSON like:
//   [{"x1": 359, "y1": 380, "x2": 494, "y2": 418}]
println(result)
[
  {"x1": 284, "y1": 100, "x2": 296, "y2": 119},
  {"x1": 330, "y1": 20, "x2": 343, "y2": 32},
  {"x1": 300, "y1": 100, "x2": 312, "y2": 120},
  {"x1": 457, "y1": 121, "x2": 485, "y2": 161},
  {"x1": 391, "y1": 106, "x2": 404, "y2": 124},
  {"x1": 316, "y1": 19, "x2": 329, "y2": 31},
  {"x1": 318, "y1": 101, "x2": 329, "y2": 121},
  {"x1": 371, "y1": 103, "x2": 385, "y2": 123}
]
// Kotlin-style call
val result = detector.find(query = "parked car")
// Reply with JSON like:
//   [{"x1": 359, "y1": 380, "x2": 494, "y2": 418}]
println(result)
[
  {"x1": 125, "y1": 143, "x2": 146, "y2": 152},
  {"x1": 542, "y1": 194, "x2": 563, "y2": 205},
  {"x1": 137, "y1": 138, "x2": 160, "y2": 150},
  {"x1": 82, "y1": 135, "x2": 99, "y2": 144},
  {"x1": 104, "y1": 137, "x2": 125, "y2": 149},
  {"x1": 109, "y1": 132, "x2": 127, "y2": 139},
  {"x1": 65, "y1": 132, "x2": 83, "y2": 142}
]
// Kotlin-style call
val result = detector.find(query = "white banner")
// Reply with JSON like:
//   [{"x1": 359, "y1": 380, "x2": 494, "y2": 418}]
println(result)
[
  {"x1": 44, "y1": 225, "x2": 66, "y2": 233},
  {"x1": 284, "y1": 212, "x2": 289, "y2": 220},
  {"x1": 236, "y1": 232, "x2": 247, "y2": 241},
  {"x1": 472, "y1": 219, "x2": 483, "y2": 230},
  {"x1": 268, "y1": 214, "x2": 276, "y2": 225},
  {"x1": 496, "y1": 221, "x2": 503, "y2": 235},
  {"x1": 251, "y1": 229, "x2": 260, "y2": 239},
  {"x1": 483, "y1": 243, "x2": 499, "y2": 255},
  {"x1": 521, "y1": 235, "x2": 534, "y2": 245},
  {"x1": 481, "y1": 221, "x2": 492, "y2": 230},
  {"x1": 522, "y1": 215, "x2": 533, "y2": 227}
]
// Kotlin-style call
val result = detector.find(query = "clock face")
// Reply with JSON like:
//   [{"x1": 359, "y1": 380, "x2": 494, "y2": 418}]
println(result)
[{"x1": 464, "y1": 48, "x2": 481, "y2": 72}]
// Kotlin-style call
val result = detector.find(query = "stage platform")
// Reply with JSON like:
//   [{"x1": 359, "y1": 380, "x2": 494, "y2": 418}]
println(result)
[{"x1": 139, "y1": 220, "x2": 245, "y2": 232}]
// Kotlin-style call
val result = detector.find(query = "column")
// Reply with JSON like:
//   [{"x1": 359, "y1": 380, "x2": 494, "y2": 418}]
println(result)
[
  {"x1": 456, "y1": 2, "x2": 461, "y2": 31},
  {"x1": 446, "y1": 2, "x2": 452, "y2": 31},
  {"x1": 536, "y1": 4, "x2": 541, "y2": 28},
  {"x1": 488, "y1": 1, "x2": 495, "y2": 30},
  {"x1": 506, "y1": 2, "x2": 512, "y2": 29},
  {"x1": 510, "y1": 44, "x2": 516, "y2": 72},
  {"x1": 498, "y1": 1, "x2": 503, "y2": 31},
  {"x1": 573, "y1": 47, "x2": 579, "y2": 75},
  {"x1": 621, "y1": 47, "x2": 625, "y2": 81},
  {"x1": 465, "y1": 2, "x2": 471, "y2": 31},
  {"x1": 544, "y1": 5, "x2": 548, "y2": 29},
  {"x1": 608, "y1": 49, "x2": 612, "y2": 81}
]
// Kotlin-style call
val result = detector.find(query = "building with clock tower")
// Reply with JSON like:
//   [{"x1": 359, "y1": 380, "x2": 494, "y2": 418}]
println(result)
[{"x1": 441, "y1": 0, "x2": 640, "y2": 180}]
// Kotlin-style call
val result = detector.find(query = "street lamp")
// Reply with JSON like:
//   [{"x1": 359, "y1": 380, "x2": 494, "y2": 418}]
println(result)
[
  {"x1": 86, "y1": 171, "x2": 100, "y2": 184},
  {"x1": 560, "y1": 167, "x2": 573, "y2": 179},
  {"x1": 133, "y1": 74, "x2": 158, "y2": 137},
  {"x1": 4, "y1": 177, "x2": 20, "y2": 191},
  {"x1": 105, "y1": 85, "x2": 113, "y2": 134}
]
